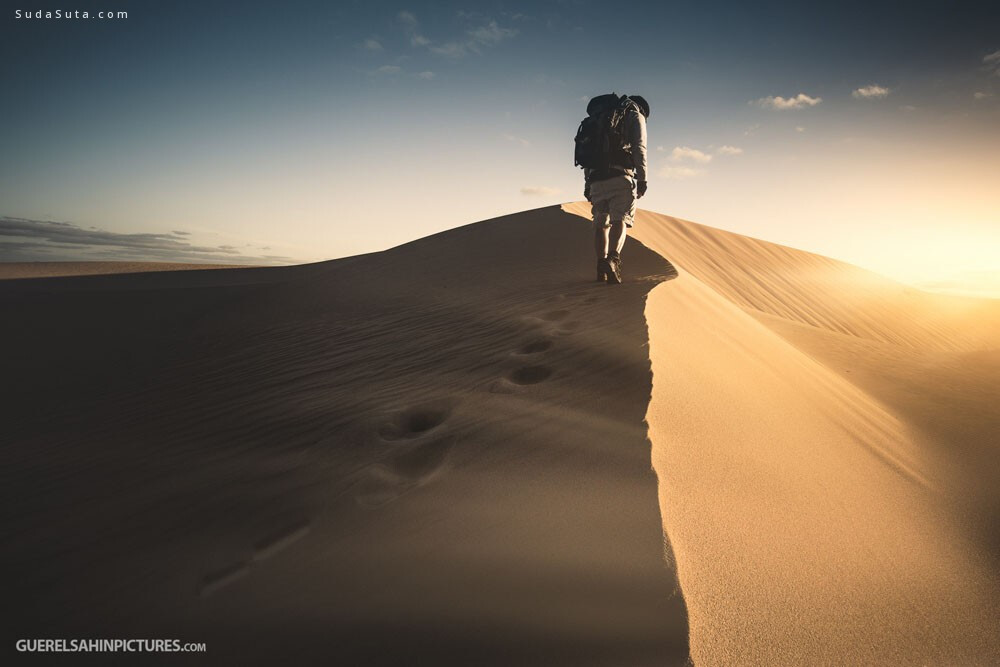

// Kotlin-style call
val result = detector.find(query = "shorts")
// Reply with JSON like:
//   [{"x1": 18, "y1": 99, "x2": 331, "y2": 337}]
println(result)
[{"x1": 590, "y1": 175, "x2": 636, "y2": 228}]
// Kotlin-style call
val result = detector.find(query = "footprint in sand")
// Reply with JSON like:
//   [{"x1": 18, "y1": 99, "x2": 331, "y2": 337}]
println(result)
[
  {"x1": 514, "y1": 337, "x2": 554, "y2": 355},
  {"x1": 493, "y1": 317, "x2": 563, "y2": 390},
  {"x1": 507, "y1": 365, "x2": 553, "y2": 385},
  {"x1": 378, "y1": 405, "x2": 450, "y2": 441},
  {"x1": 355, "y1": 437, "x2": 455, "y2": 508},
  {"x1": 493, "y1": 298, "x2": 579, "y2": 391},
  {"x1": 357, "y1": 406, "x2": 456, "y2": 508}
]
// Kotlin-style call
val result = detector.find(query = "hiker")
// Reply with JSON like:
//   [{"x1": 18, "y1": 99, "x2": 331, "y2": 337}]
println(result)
[{"x1": 575, "y1": 94, "x2": 649, "y2": 284}]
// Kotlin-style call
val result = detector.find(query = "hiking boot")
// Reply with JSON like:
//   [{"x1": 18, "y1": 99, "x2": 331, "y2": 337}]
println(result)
[
  {"x1": 606, "y1": 256, "x2": 622, "y2": 285},
  {"x1": 596, "y1": 258, "x2": 607, "y2": 282}
]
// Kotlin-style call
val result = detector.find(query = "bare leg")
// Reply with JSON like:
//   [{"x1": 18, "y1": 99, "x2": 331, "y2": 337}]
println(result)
[
  {"x1": 594, "y1": 223, "x2": 610, "y2": 260},
  {"x1": 592, "y1": 200, "x2": 612, "y2": 280},
  {"x1": 608, "y1": 220, "x2": 627, "y2": 259}
]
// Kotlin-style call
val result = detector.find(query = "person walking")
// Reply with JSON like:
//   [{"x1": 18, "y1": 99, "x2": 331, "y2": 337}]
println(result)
[{"x1": 575, "y1": 94, "x2": 649, "y2": 284}]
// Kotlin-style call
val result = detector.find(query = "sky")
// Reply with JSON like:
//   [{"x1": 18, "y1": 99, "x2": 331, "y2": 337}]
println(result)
[{"x1": 2, "y1": 0, "x2": 999, "y2": 296}]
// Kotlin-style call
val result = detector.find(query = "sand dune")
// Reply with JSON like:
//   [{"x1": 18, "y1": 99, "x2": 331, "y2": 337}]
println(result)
[
  {"x1": 564, "y1": 202, "x2": 1000, "y2": 664},
  {"x1": 4, "y1": 203, "x2": 998, "y2": 665},
  {"x1": 1, "y1": 207, "x2": 686, "y2": 665}
]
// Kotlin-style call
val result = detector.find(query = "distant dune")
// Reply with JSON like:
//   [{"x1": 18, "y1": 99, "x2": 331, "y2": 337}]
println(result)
[
  {"x1": 0, "y1": 261, "x2": 252, "y2": 280},
  {"x1": 3, "y1": 204, "x2": 998, "y2": 665}
]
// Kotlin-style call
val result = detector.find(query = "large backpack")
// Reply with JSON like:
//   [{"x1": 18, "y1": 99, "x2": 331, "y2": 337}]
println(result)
[{"x1": 574, "y1": 93, "x2": 632, "y2": 172}]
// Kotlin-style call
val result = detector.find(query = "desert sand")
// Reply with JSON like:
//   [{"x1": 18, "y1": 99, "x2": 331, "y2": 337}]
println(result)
[
  {"x1": 565, "y1": 201, "x2": 1000, "y2": 664},
  {"x1": 3, "y1": 204, "x2": 998, "y2": 665},
  {"x1": 1, "y1": 208, "x2": 686, "y2": 665}
]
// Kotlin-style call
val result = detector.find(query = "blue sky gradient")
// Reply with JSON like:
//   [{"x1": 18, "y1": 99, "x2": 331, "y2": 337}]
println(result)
[{"x1": 2, "y1": 0, "x2": 999, "y2": 292}]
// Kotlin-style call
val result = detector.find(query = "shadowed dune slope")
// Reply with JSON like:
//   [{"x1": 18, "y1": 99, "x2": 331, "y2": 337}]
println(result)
[
  {"x1": 563, "y1": 202, "x2": 1000, "y2": 664},
  {"x1": 1, "y1": 207, "x2": 687, "y2": 666}
]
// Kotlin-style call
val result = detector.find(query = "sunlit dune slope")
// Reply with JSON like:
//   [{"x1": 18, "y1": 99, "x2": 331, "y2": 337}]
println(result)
[
  {"x1": 564, "y1": 201, "x2": 1000, "y2": 664},
  {"x1": 564, "y1": 202, "x2": 1000, "y2": 352}
]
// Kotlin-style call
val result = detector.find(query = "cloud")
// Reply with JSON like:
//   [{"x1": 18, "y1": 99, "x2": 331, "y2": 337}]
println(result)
[
  {"x1": 397, "y1": 11, "x2": 431, "y2": 46},
  {"x1": 520, "y1": 186, "x2": 561, "y2": 196},
  {"x1": 852, "y1": 84, "x2": 890, "y2": 99},
  {"x1": 501, "y1": 133, "x2": 531, "y2": 147},
  {"x1": 984, "y1": 50, "x2": 1000, "y2": 75},
  {"x1": 397, "y1": 11, "x2": 418, "y2": 28},
  {"x1": 362, "y1": 38, "x2": 383, "y2": 51},
  {"x1": 0, "y1": 217, "x2": 295, "y2": 265},
  {"x1": 429, "y1": 22, "x2": 517, "y2": 57},
  {"x1": 973, "y1": 91, "x2": 993, "y2": 100},
  {"x1": 398, "y1": 11, "x2": 516, "y2": 58},
  {"x1": 426, "y1": 42, "x2": 465, "y2": 57},
  {"x1": 416, "y1": 70, "x2": 435, "y2": 80},
  {"x1": 659, "y1": 165, "x2": 705, "y2": 180},
  {"x1": 660, "y1": 142, "x2": 745, "y2": 169},
  {"x1": 670, "y1": 146, "x2": 712, "y2": 163},
  {"x1": 795, "y1": 126, "x2": 805, "y2": 132},
  {"x1": 374, "y1": 65, "x2": 401, "y2": 74},
  {"x1": 899, "y1": 105, "x2": 917, "y2": 112},
  {"x1": 753, "y1": 93, "x2": 822, "y2": 110},
  {"x1": 466, "y1": 21, "x2": 517, "y2": 49}
]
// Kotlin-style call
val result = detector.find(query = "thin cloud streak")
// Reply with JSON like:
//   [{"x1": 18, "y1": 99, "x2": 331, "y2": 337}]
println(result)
[
  {"x1": 671, "y1": 146, "x2": 712, "y2": 163},
  {"x1": 398, "y1": 11, "x2": 516, "y2": 58},
  {"x1": 984, "y1": 50, "x2": 1000, "y2": 75},
  {"x1": 853, "y1": 84, "x2": 890, "y2": 99},
  {"x1": 753, "y1": 93, "x2": 822, "y2": 110},
  {"x1": 502, "y1": 133, "x2": 531, "y2": 147},
  {"x1": 0, "y1": 217, "x2": 295, "y2": 265}
]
